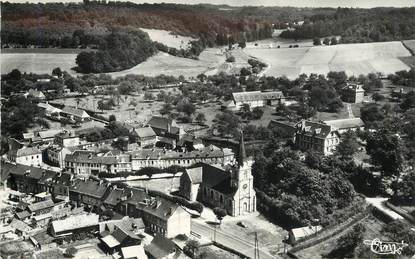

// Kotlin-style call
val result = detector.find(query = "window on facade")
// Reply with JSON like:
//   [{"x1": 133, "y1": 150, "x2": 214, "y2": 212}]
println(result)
[
  {"x1": 210, "y1": 190, "x2": 214, "y2": 199},
  {"x1": 220, "y1": 195, "x2": 223, "y2": 204}
]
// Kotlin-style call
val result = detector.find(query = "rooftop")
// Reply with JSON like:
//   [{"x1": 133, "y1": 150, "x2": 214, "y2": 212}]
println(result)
[
  {"x1": 324, "y1": 117, "x2": 365, "y2": 130},
  {"x1": 52, "y1": 213, "x2": 99, "y2": 233},
  {"x1": 28, "y1": 199, "x2": 55, "y2": 212},
  {"x1": 70, "y1": 179, "x2": 110, "y2": 199},
  {"x1": 232, "y1": 91, "x2": 283, "y2": 102},
  {"x1": 145, "y1": 235, "x2": 177, "y2": 259}
]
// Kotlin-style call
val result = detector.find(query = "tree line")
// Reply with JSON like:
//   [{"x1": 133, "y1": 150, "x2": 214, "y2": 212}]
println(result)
[{"x1": 280, "y1": 7, "x2": 415, "y2": 43}]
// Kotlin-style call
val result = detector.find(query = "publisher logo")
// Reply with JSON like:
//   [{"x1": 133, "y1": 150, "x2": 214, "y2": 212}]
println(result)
[{"x1": 363, "y1": 238, "x2": 408, "y2": 255}]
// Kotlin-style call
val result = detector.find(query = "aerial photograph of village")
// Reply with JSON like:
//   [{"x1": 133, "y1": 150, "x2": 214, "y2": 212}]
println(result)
[{"x1": 0, "y1": 0, "x2": 415, "y2": 258}]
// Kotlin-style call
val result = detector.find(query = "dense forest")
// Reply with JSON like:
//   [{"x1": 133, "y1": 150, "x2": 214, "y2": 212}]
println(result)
[
  {"x1": 75, "y1": 29, "x2": 156, "y2": 73},
  {"x1": 1, "y1": 1, "x2": 273, "y2": 48},
  {"x1": 280, "y1": 7, "x2": 415, "y2": 42}
]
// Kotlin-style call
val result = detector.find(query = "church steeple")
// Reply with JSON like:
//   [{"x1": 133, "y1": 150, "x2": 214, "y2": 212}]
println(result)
[{"x1": 237, "y1": 131, "x2": 246, "y2": 165}]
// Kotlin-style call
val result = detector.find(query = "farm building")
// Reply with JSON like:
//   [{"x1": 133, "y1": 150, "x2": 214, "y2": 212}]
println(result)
[
  {"x1": 289, "y1": 225, "x2": 323, "y2": 244},
  {"x1": 60, "y1": 106, "x2": 91, "y2": 122},
  {"x1": 224, "y1": 91, "x2": 284, "y2": 111},
  {"x1": 50, "y1": 213, "x2": 99, "y2": 237},
  {"x1": 130, "y1": 126, "x2": 158, "y2": 148},
  {"x1": 26, "y1": 89, "x2": 46, "y2": 100},
  {"x1": 324, "y1": 118, "x2": 365, "y2": 134},
  {"x1": 146, "y1": 116, "x2": 186, "y2": 147},
  {"x1": 341, "y1": 83, "x2": 365, "y2": 103}
]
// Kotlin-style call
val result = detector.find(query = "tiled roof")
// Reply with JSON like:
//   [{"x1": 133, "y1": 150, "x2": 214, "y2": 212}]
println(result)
[
  {"x1": 4, "y1": 162, "x2": 51, "y2": 180},
  {"x1": 28, "y1": 199, "x2": 55, "y2": 212},
  {"x1": 65, "y1": 151, "x2": 118, "y2": 165},
  {"x1": 133, "y1": 127, "x2": 157, "y2": 138},
  {"x1": 52, "y1": 172, "x2": 72, "y2": 186},
  {"x1": 232, "y1": 91, "x2": 283, "y2": 102},
  {"x1": 61, "y1": 106, "x2": 90, "y2": 118},
  {"x1": 140, "y1": 197, "x2": 180, "y2": 221},
  {"x1": 145, "y1": 235, "x2": 176, "y2": 259},
  {"x1": 103, "y1": 188, "x2": 124, "y2": 206},
  {"x1": 299, "y1": 121, "x2": 333, "y2": 138},
  {"x1": 15, "y1": 146, "x2": 41, "y2": 157},
  {"x1": 147, "y1": 116, "x2": 180, "y2": 134},
  {"x1": 131, "y1": 146, "x2": 230, "y2": 160},
  {"x1": 52, "y1": 213, "x2": 99, "y2": 233},
  {"x1": 15, "y1": 210, "x2": 30, "y2": 220},
  {"x1": 70, "y1": 179, "x2": 109, "y2": 199},
  {"x1": 324, "y1": 118, "x2": 364, "y2": 130},
  {"x1": 10, "y1": 218, "x2": 33, "y2": 232},
  {"x1": 200, "y1": 164, "x2": 236, "y2": 194},
  {"x1": 37, "y1": 129, "x2": 63, "y2": 139}
]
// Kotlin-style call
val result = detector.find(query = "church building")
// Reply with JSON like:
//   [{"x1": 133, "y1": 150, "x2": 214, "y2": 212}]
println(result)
[{"x1": 179, "y1": 134, "x2": 256, "y2": 216}]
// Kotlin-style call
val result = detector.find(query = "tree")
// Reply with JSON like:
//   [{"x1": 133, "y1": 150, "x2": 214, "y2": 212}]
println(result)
[
  {"x1": 323, "y1": 37, "x2": 330, "y2": 45},
  {"x1": 336, "y1": 131, "x2": 360, "y2": 160},
  {"x1": 109, "y1": 114, "x2": 116, "y2": 122},
  {"x1": 366, "y1": 128, "x2": 404, "y2": 177},
  {"x1": 76, "y1": 52, "x2": 96, "y2": 73},
  {"x1": 52, "y1": 67, "x2": 63, "y2": 78},
  {"x1": 160, "y1": 103, "x2": 173, "y2": 117},
  {"x1": 177, "y1": 101, "x2": 196, "y2": 117},
  {"x1": 238, "y1": 40, "x2": 246, "y2": 49},
  {"x1": 252, "y1": 107, "x2": 264, "y2": 120},
  {"x1": 183, "y1": 240, "x2": 200, "y2": 257},
  {"x1": 401, "y1": 91, "x2": 415, "y2": 111},
  {"x1": 372, "y1": 92, "x2": 385, "y2": 102},
  {"x1": 144, "y1": 92, "x2": 154, "y2": 101},
  {"x1": 226, "y1": 55, "x2": 235, "y2": 62},
  {"x1": 392, "y1": 170, "x2": 415, "y2": 205},
  {"x1": 326, "y1": 224, "x2": 365, "y2": 258},
  {"x1": 195, "y1": 113, "x2": 206, "y2": 125},
  {"x1": 313, "y1": 38, "x2": 321, "y2": 46},
  {"x1": 7, "y1": 69, "x2": 22, "y2": 81},
  {"x1": 213, "y1": 207, "x2": 227, "y2": 226},
  {"x1": 331, "y1": 37, "x2": 338, "y2": 45},
  {"x1": 65, "y1": 246, "x2": 78, "y2": 258}
]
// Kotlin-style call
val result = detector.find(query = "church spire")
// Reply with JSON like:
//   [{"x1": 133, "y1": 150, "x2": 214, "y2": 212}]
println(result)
[{"x1": 238, "y1": 131, "x2": 246, "y2": 165}]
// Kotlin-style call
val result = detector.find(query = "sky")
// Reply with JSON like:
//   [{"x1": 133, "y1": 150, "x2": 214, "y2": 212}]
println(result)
[{"x1": 6, "y1": 0, "x2": 415, "y2": 8}]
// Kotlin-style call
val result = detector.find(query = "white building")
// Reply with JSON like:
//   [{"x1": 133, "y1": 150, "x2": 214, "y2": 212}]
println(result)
[
  {"x1": 8, "y1": 146, "x2": 42, "y2": 167},
  {"x1": 223, "y1": 91, "x2": 284, "y2": 111}
]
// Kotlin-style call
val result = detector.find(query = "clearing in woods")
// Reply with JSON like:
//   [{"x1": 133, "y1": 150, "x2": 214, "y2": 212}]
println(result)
[{"x1": 140, "y1": 28, "x2": 196, "y2": 49}]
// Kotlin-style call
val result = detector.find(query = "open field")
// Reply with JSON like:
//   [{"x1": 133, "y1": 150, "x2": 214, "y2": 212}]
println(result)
[
  {"x1": 140, "y1": 28, "x2": 195, "y2": 49},
  {"x1": 108, "y1": 48, "x2": 226, "y2": 78},
  {"x1": 243, "y1": 41, "x2": 412, "y2": 79},
  {"x1": 1, "y1": 52, "x2": 78, "y2": 75}
]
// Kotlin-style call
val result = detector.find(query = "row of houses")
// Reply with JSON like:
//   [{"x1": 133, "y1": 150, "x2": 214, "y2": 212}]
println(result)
[
  {"x1": 63, "y1": 145, "x2": 234, "y2": 176},
  {"x1": 2, "y1": 161, "x2": 191, "y2": 239}
]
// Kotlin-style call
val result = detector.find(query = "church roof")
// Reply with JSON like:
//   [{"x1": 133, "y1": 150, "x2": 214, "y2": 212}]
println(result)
[{"x1": 200, "y1": 164, "x2": 237, "y2": 195}]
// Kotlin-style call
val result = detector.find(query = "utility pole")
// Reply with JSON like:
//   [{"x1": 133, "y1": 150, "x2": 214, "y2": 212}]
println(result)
[{"x1": 254, "y1": 232, "x2": 260, "y2": 259}]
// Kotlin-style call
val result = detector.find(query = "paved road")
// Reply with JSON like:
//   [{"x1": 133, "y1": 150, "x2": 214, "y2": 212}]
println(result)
[{"x1": 191, "y1": 221, "x2": 279, "y2": 259}]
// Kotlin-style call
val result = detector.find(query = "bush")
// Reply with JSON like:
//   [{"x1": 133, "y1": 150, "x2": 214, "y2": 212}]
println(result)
[
  {"x1": 226, "y1": 55, "x2": 235, "y2": 62},
  {"x1": 64, "y1": 246, "x2": 77, "y2": 258}
]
